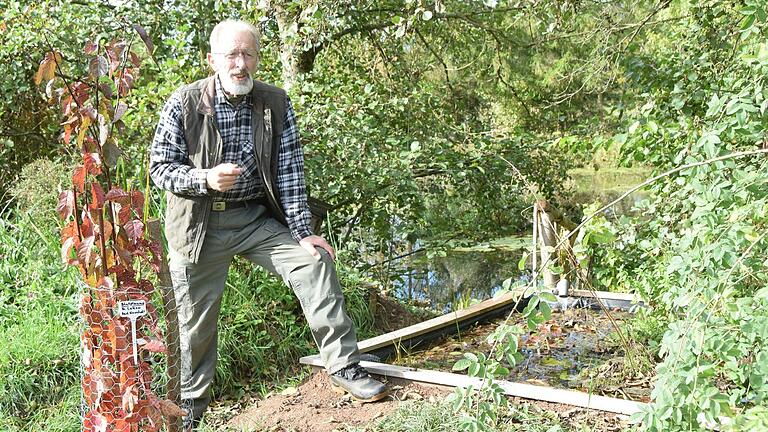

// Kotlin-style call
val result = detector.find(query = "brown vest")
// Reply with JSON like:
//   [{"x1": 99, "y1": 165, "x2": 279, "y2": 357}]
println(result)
[{"x1": 164, "y1": 76, "x2": 287, "y2": 263}]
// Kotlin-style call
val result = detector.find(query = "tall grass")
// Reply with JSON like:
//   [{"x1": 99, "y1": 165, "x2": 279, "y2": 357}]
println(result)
[{"x1": 0, "y1": 204, "x2": 81, "y2": 431}]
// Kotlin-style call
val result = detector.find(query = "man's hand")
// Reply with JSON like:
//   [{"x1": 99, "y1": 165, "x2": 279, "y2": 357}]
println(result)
[
  {"x1": 299, "y1": 235, "x2": 336, "y2": 261},
  {"x1": 206, "y1": 163, "x2": 242, "y2": 192}
]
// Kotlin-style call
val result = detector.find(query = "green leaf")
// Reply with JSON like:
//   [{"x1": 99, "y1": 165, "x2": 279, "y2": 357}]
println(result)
[
  {"x1": 453, "y1": 358, "x2": 472, "y2": 371},
  {"x1": 741, "y1": 14, "x2": 756, "y2": 32},
  {"x1": 518, "y1": 252, "x2": 529, "y2": 271},
  {"x1": 540, "y1": 300, "x2": 552, "y2": 320},
  {"x1": 540, "y1": 292, "x2": 558, "y2": 303}
]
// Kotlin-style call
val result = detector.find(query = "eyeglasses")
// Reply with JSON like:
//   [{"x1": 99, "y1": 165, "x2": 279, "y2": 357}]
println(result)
[{"x1": 213, "y1": 50, "x2": 258, "y2": 61}]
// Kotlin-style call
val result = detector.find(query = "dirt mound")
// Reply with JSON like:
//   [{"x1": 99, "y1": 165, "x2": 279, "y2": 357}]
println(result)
[
  {"x1": 371, "y1": 292, "x2": 435, "y2": 334},
  {"x1": 229, "y1": 371, "x2": 450, "y2": 432}
]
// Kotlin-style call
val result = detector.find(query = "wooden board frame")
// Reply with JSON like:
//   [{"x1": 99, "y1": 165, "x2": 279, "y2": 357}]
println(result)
[
  {"x1": 301, "y1": 358, "x2": 644, "y2": 416},
  {"x1": 299, "y1": 289, "x2": 646, "y2": 415}
]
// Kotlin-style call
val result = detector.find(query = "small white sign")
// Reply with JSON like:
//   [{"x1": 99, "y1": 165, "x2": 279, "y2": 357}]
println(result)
[
  {"x1": 118, "y1": 300, "x2": 147, "y2": 319},
  {"x1": 117, "y1": 300, "x2": 147, "y2": 365}
]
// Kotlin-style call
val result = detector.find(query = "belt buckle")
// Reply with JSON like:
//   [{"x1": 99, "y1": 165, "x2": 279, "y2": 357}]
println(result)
[{"x1": 212, "y1": 201, "x2": 226, "y2": 211}]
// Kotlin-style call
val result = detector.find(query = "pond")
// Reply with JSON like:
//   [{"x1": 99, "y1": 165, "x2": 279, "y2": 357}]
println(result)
[
  {"x1": 390, "y1": 237, "x2": 530, "y2": 313},
  {"x1": 389, "y1": 168, "x2": 651, "y2": 313}
]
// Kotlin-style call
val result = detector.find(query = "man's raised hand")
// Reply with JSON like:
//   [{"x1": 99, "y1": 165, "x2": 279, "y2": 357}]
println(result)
[{"x1": 206, "y1": 163, "x2": 242, "y2": 192}]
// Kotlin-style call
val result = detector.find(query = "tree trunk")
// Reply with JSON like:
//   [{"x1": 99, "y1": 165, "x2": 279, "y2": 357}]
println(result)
[{"x1": 273, "y1": 7, "x2": 299, "y2": 90}]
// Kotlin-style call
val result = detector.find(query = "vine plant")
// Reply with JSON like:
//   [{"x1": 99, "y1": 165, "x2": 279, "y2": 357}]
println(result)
[
  {"x1": 446, "y1": 287, "x2": 556, "y2": 432},
  {"x1": 36, "y1": 22, "x2": 185, "y2": 431}
]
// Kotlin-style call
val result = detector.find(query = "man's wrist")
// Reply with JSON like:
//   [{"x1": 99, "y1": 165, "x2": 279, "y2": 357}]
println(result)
[
  {"x1": 194, "y1": 169, "x2": 210, "y2": 193},
  {"x1": 293, "y1": 228, "x2": 313, "y2": 243}
]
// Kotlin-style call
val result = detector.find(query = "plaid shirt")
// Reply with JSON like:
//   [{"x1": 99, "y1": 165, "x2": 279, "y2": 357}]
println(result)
[{"x1": 150, "y1": 77, "x2": 312, "y2": 241}]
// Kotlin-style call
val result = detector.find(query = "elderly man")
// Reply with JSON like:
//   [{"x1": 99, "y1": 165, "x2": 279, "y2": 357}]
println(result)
[{"x1": 150, "y1": 19, "x2": 386, "y2": 429}]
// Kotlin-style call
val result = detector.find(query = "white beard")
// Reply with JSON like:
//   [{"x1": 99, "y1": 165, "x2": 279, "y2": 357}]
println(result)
[{"x1": 219, "y1": 72, "x2": 254, "y2": 95}]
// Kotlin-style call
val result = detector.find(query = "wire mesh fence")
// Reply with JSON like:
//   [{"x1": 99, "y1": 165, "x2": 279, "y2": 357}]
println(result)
[{"x1": 78, "y1": 219, "x2": 183, "y2": 432}]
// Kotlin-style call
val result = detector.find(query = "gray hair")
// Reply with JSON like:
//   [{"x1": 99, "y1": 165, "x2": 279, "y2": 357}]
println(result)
[{"x1": 209, "y1": 20, "x2": 261, "y2": 53}]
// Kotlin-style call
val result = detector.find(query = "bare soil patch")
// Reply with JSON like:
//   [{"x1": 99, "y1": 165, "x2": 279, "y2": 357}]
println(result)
[{"x1": 228, "y1": 371, "x2": 450, "y2": 432}]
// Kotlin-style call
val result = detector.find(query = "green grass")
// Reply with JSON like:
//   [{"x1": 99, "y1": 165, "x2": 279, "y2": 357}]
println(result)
[
  {"x1": 0, "y1": 209, "x2": 81, "y2": 432},
  {"x1": 349, "y1": 400, "x2": 586, "y2": 432}
]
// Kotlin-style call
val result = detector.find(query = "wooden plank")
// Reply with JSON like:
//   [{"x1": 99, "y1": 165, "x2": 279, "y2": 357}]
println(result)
[
  {"x1": 340, "y1": 287, "x2": 637, "y2": 356},
  {"x1": 510, "y1": 287, "x2": 641, "y2": 303},
  {"x1": 300, "y1": 356, "x2": 644, "y2": 416},
  {"x1": 569, "y1": 289, "x2": 640, "y2": 302},
  {"x1": 357, "y1": 290, "x2": 526, "y2": 353}
]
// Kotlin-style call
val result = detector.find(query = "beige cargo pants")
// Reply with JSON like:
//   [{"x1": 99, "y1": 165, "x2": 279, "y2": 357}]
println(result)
[{"x1": 169, "y1": 202, "x2": 360, "y2": 419}]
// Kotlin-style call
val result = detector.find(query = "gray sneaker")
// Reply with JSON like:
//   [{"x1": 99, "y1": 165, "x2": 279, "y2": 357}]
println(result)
[{"x1": 329, "y1": 363, "x2": 388, "y2": 402}]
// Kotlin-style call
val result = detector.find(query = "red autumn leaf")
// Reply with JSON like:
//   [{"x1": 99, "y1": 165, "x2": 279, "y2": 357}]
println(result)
[
  {"x1": 130, "y1": 191, "x2": 144, "y2": 214},
  {"x1": 80, "y1": 294, "x2": 93, "y2": 321},
  {"x1": 96, "y1": 275, "x2": 114, "y2": 291},
  {"x1": 138, "y1": 361, "x2": 153, "y2": 390},
  {"x1": 119, "y1": 354, "x2": 137, "y2": 384},
  {"x1": 98, "y1": 220, "x2": 113, "y2": 244},
  {"x1": 132, "y1": 24, "x2": 154, "y2": 55},
  {"x1": 60, "y1": 115, "x2": 79, "y2": 145},
  {"x1": 72, "y1": 82, "x2": 91, "y2": 106},
  {"x1": 80, "y1": 214, "x2": 95, "y2": 238},
  {"x1": 114, "y1": 102, "x2": 128, "y2": 123},
  {"x1": 89, "y1": 307, "x2": 107, "y2": 335},
  {"x1": 84, "y1": 39, "x2": 99, "y2": 55},
  {"x1": 137, "y1": 278, "x2": 154, "y2": 294},
  {"x1": 57, "y1": 189, "x2": 75, "y2": 219},
  {"x1": 140, "y1": 338, "x2": 166, "y2": 354},
  {"x1": 34, "y1": 51, "x2": 62, "y2": 85},
  {"x1": 129, "y1": 51, "x2": 141, "y2": 68},
  {"x1": 62, "y1": 221, "x2": 79, "y2": 247},
  {"x1": 84, "y1": 153, "x2": 102, "y2": 176},
  {"x1": 77, "y1": 235, "x2": 96, "y2": 267},
  {"x1": 98, "y1": 82, "x2": 113, "y2": 99},
  {"x1": 83, "y1": 409, "x2": 108, "y2": 432},
  {"x1": 124, "y1": 219, "x2": 144, "y2": 243},
  {"x1": 80, "y1": 106, "x2": 97, "y2": 121},
  {"x1": 111, "y1": 317, "x2": 130, "y2": 356},
  {"x1": 112, "y1": 418, "x2": 131, "y2": 432},
  {"x1": 62, "y1": 123, "x2": 75, "y2": 145},
  {"x1": 61, "y1": 236, "x2": 76, "y2": 264},
  {"x1": 117, "y1": 72, "x2": 134, "y2": 97},
  {"x1": 158, "y1": 399, "x2": 187, "y2": 418},
  {"x1": 89, "y1": 56, "x2": 108, "y2": 79},
  {"x1": 121, "y1": 383, "x2": 138, "y2": 413},
  {"x1": 61, "y1": 115, "x2": 79, "y2": 127},
  {"x1": 118, "y1": 203, "x2": 132, "y2": 225},
  {"x1": 81, "y1": 373, "x2": 94, "y2": 407},
  {"x1": 114, "y1": 239, "x2": 133, "y2": 267},
  {"x1": 106, "y1": 187, "x2": 130, "y2": 204},
  {"x1": 90, "y1": 182, "x2": 106, "y2": 210},
  {"x1": 120, "y1": 277, "x2": 140, "y2": 296},
  {"x1": 98, "y1": 398, "x2": 116, "y2": 417},
  {"x1": 61, "y1": 94, "x2": 74, "y2": 116},
  {"x1": 73, "y1": 166, "x2": 87, "y2": 193}
]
